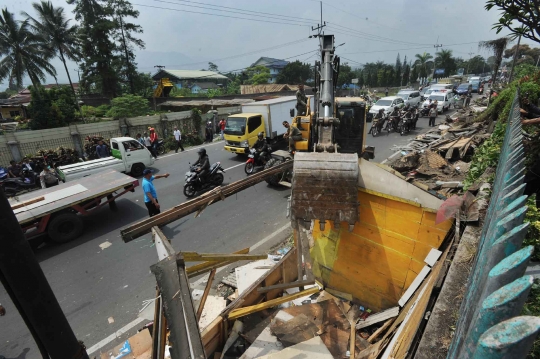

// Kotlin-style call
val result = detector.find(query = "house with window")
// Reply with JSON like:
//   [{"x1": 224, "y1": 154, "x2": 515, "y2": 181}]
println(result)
[
  {"x1": 0, "y1": 88, "x2": 31, "y2": 121},
  {"x1": 190, "y1": 82, "x2": 220, "y2": 94},
  {"x1": 152, "y1": 69, "x2": 228, "y2": 89},
  {"x1": 250, "y1": 57, "x2": 289, "y2": 84}
]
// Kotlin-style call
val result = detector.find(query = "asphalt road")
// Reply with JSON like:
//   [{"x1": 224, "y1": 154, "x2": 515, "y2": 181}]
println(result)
[{"x1": 0, "y1": 103, "x2": 466, "y2": 358}]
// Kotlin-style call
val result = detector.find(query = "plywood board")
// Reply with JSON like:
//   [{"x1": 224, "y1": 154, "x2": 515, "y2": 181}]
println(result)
[
  {"x1": 235, "y1": 257, "x2": 276, "y2": 295},
  {"x1": 256, "y1": 336, "x2": 333, "y2": 359},
  {"x1": 424, "y1": 248, "x2": 443, "y2": 267},
  {"x1": 239, "y1": 327, "x2": 282, "y2": 359},
  {"x1": 199, "y1": 296, "x2": 226, "y2": 331},
  {"x1": 398, "y1": 266, "x2": 431, "y2": 307},
  {"x1": 12, "y1": 184, "x2": 88, "y2": 214},
  {"x1": 356, "y1": 307, "x2": 399, "y2": 330}
]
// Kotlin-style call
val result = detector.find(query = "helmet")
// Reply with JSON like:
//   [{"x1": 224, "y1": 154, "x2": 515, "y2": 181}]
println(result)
[
  {"x1": 378, "y1": 108, "x2": 384, "y2": 113},
  {"x1": 257, "y1": 132, "x2": 264, "y2": 139},
  {"x1": 197, "y1": 148, "x2": 206, "y2": 156}
]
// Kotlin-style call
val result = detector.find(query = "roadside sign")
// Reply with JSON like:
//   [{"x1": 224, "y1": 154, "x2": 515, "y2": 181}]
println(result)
[{"x1": 352, "y1": 78, "x2": 358, "y2": 84}]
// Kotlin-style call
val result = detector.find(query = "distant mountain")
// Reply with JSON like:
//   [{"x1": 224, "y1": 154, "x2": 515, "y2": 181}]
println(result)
[{"x1": 135, "y1": 50, "x2": 202, "y2": 73}]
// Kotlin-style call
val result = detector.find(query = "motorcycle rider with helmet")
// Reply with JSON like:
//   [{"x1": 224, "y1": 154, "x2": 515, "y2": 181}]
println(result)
[
  {"x1": 193, "y1": 148, "x2": 210, "y2": 182},
  {"x1": 252, "y1": 132, "x2": 269, "y2": 164}
]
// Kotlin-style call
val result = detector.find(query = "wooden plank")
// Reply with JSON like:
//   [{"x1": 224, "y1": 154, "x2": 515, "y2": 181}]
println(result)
[
  {"x1": 196, "y1": 269, "x2": 216, "y2": 321},
  {"x1": 367, "y1": 318, "x2": 395, "y2": 343},
  {"x1": 398, "y1": 266, "x2": 431, "y2": 307},
  {"x1": 257, "y1": 280, "x2": 315, "y2": 293},
  {"x1": 356, "y1": 307, "x2": 399, "y2": 330},
  {"x1": 10, "y1": 196, "x2": 44, "y2": 210},
  {"x1": 424, "y1": 248, "x2": 442, "y2": 267},
  {"x1": 182, "y1": 253, "x2": 267, "y2": 262},
  {"x1": 13, "y1": 184, "x2": 88, "y2": 214},
  {"x1": 186, "y1": 248, "x2": 250, "y2": 278},
  {"x1": 350, "y1": 322, "x2": 356, "y2": 358},
  {"x1": 228, "y1": 287, "x2": 319, "y2": 320}
]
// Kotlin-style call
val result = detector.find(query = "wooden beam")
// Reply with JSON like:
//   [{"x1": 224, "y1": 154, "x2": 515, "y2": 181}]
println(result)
[
  {"x1": 11, "y1": 196, "x2": 44, "y2": 210},
  {"x1": 181, "y1": 253, "x2": 267, "y2": 262},
  {"x1": 196, "y1": 269, "x2": 216, "y2": 321},
  {"x1": 186, "y1": 248, "x2": 250, "y2": 278},
  {"x1": 257, "y1": 279, "x2": 315, "y2": 293},
  {"x1": 350, "y1": 322, "x2": 356, "y2": 358},
  {"x1": 228, "y1": 286, "x2": 319, "y2": 320},
  {"x1": 356, "y1": 307, "x2": 399, "y2": 330},
  {"x1": 367, "y1": 318, "x2": 395, "y2": 344},
  {"x1": 121, "y1": 161, "x2": 294, "y2": 242}
]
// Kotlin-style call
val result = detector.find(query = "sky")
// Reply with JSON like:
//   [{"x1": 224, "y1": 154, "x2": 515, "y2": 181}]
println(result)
[{"x1": 1, "y1": 0, "x2": 537, "y2": 88}]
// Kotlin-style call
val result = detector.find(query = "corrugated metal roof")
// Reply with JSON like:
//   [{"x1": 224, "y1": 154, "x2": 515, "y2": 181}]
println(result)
[
  {"x1": 251, "y1": 57, "x2": 289, "y2": 69},
  {"x1": 240, "y1": 84, "x2": 298, "y2": 94},
  {"x1": 160, "y1": 99, "x2": 254, "y2": 107},
  {"x1": 154, "y1": 69, "x2": 228, "y2": 81}
]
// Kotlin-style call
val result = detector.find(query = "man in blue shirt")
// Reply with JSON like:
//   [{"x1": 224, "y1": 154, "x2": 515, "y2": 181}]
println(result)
[
  {"x1": 95, "y1": 140, "x2": 109, "y2": 158},
  {"x1": 142, "y1": 169, "x2": 170, "y2": 217}
]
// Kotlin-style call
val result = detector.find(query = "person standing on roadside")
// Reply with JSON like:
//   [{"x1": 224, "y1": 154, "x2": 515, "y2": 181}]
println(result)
[
  {"x1": 96, "y1": 140, "x2": 109, "y2": 158},
  {"x1": 173, "y1": 126, "x2": 185, "y2": 153},
  {"x1": 219, "y1": 118, "x2": 226, "y2": 139},
  {"x1": 428, "y1": 105, "x2": 437, "y2": 127},
  {"x1": 142, "y1": 132, "x2": 156, "y2": 159},
  {"x1": 465, "y1": 90, "x2": 472, "y2": 107},
  {"x1": 142, "y1": 169, "x2": 170, "y2": 217},
  {"x1": 385, "y1": 87, "x2": 389, "y2": 97},
  {"x1": 136, "y1": 133, "x2": 144, "y2": 146},
  {"x1": 149, "y1": 128, "x2": 159, "y2": 159}
]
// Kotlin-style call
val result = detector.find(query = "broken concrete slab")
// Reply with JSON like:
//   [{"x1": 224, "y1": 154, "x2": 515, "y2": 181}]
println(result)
[{"x1": 255, "y1": 336, "x2": 333, "y2": 359}]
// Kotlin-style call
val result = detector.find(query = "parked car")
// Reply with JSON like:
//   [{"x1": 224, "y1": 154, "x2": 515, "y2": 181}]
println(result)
[
  {"x1": 456, "y1": 83, "x2": 472, "y2": 95},
  {"x1": 471, "y1": 81, "x2": 483, "y2": 94},
  {"x1": 368, "y1": 96, "x2": 405, "y2": 120},
  {"x1": 396, "y1": 90, "x2": 422, "y2": 107},
  {"x1": 422, "y1": 90, "x2": 455, "y2": 113},
  {"x1": 422, "y1": 84, "x2": 453, "y2": 100}
]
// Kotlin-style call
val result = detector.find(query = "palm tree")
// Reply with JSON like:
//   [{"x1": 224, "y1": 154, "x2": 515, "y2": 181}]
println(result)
[
  {"x1": 435, "y1": 49, "x2": 456, "y2": 77},
  {"x1": 414, "y1": 52, "x2": 434, "y2": 80},
  {"x1": 0, "y1": 8, "x2": 56, "y2": 88},
  {"x1": 479, "y1": 37, "x2": 510, "y2": 84},
  {"x1": 24, "y1": 1, "x2": 80, "y2": 99}
]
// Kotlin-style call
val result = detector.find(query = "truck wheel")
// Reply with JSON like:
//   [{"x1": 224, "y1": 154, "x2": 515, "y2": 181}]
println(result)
[
  {"x1": 264, "y1": 158, "x2": 283, "y2": 186},
  {"x1": 48, "y1": 213, "x2": 84, "y2": 243},
  {"x1": 131, "y1": 163, "x2": 145, "y2": 177}
]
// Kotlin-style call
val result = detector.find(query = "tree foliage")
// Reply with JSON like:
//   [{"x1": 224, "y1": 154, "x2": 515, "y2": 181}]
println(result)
[
  {"x1": 435, "y1": 49, "x2": 456, "y2": 77},
  {"x1": 479, "y1": 37, "x2": 511, "y2": 82},
  {"x1": 0, "y1": 8, "x2": 56, "y2": 88},
  {"x1": 244, "y1": 66, "x2": 271, "y2": 85},
  {"x1": 28, "y1": 85, "x2": 77, "y2": 129},
  {"x1": 485, "y1": 0, "x2": 540, "y2": 44},
  {"x1": 414, "y1": 52, "x2": 433, "y2": 79},
  {"x1": 106, "y1": 94, "x2": 149, "y2": 118},
  {"x1": 503, "y1": 44, "x2": 540, "y2": 65},
  {"x1": 276, "y1": 60, "x2": 312, "y2": 84},
  {"x1": 208, "y1": 62, "x2": 218, "y2": 72}
]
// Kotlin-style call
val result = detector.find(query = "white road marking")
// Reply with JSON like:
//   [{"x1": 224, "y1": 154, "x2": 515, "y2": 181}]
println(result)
[
  {"x1": 86, "y1": 317, "x2": 145, "y2": 355},
  {"x1": 85, "y1": 222, "x2": 291, "y2": 355},
  {"x1": 223, "y1": 163, "x2": 244, "y2": 171}
]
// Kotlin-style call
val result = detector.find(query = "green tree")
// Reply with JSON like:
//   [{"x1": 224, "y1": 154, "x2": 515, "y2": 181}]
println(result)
[
  {"x1": 434, "y1": 49, "x2": 456, "y2": 77},
  {"x1": 0, "y1": 8, "x2": 56, "y2": 88},
  {"x1": 394, "y1": 53, "x2": 402, "y2": 86},
  {"x1": 485, "y1": 1, "x2": 540, "y2": 44},
  {"x1": 25, "y1": 1, "x2": 82, "y2": 111},
  {"x1": 479, "y1": 37, "x2": 510, "y2": 83},
  {"x1": 68, "y1": 0, "x2": 118, "y2": 98},
  {"x1": 503, "y1": 44, "x2": 540, "y2": 65},
  {"x1": 276, "y1": 60, "x2": 312, "y2": 84},
  {"x1": 106, "y1": 94, "x2": 149, "y2": 118},
  {"x1": 244, "y1": 66, "x2": 270, "y2": 85},
  {"x1": 106, "y1": 0, "x2": 144, "y2": 94},
  {"x1": 28, "y1": 86, "x2": 72, "y2": 129},
  {"x1": 208, "y1": 62, "x2": 218, "y2": 72},
  {"x1": 132, "y1": 71, "x2": 153, "y2": 96},
  {"x1": 414, "y1": 52, "x2": 433, "y2": 79},
  {"x1": 337, "y1": 63, "x2": 354, "y2": 86}
]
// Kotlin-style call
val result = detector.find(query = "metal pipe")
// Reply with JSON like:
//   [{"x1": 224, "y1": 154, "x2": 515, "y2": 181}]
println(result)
[
  {"x1": 0, "y1": 189, "x2": 89, "y2": 359},
  {"x1": 324, "y1": 105, "x2": 330, "y2": 117}
]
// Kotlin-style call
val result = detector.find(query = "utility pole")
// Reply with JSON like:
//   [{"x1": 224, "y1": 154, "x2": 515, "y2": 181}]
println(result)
[
  {"x1": 432, "y1": 38, "x2": 443, "y2": 79},
  {"x1": 466, "y1": 51, "x2": 474, "y2": 75},
  {"x1": 508, "y1": 35, "x2": 522, "y2": 83}
]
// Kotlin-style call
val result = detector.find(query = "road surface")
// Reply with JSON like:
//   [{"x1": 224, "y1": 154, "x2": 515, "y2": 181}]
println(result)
[{"x1": 0, "y1": 105, "x2": 463, "y2": 358}]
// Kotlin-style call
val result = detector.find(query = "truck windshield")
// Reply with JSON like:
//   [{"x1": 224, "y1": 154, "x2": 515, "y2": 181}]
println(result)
[{"x1": 225, "y1": 117, "x2": 246, "y2": 135}]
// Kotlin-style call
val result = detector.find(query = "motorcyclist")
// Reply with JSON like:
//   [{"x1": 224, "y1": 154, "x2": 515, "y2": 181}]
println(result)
[
  {"x1": 252, "y1": 132, "x2": 269, "y2": 163},
  {"x1": 374, "y1": 108, "x2": 386, "y2": 126},
  {"x1": 193, "y1": 148, "x2": 210, "y2": 182},
  {"x1": 39, "y1": 166, "x2": 60, "y2": 189}
]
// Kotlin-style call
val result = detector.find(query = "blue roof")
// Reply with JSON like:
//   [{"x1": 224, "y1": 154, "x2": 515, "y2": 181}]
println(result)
[{"x1": 251, "y1": 57, "x2": 289, "y2": 69}]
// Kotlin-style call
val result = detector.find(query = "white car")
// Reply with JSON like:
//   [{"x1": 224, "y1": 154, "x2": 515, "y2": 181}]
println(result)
[
  {"x1": 396, "y1": 90, "x2": 422, "y2": 107},
  {"x1": 422, "y1": 90, "x2": 455, "y2": 113},
  {"x1": 369, "y1": 96, "x2": 405, "y2": 118}
]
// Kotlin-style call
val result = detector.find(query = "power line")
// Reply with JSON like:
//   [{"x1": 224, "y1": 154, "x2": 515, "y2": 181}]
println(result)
[
  {"x1": 132, "y1": 2, "x2": 307, "y2": 27},
  {"x1": 340, "y1": 41, "x2": 481, "y2": 56},
  {"x1": 327, "y1": 26, "x2": 431, "y2": 47},
  {"x1": 138, "y1": 38, "x2": 310, "y2": 70},
  {"x1": 327, "y1": 23, "x2": 432, "y2": 46}
]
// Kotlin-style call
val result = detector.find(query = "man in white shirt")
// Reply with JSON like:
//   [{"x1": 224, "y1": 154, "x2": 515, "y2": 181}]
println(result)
[{"x1": 173, "y1": 126, "x2": 185, "y2": 153}]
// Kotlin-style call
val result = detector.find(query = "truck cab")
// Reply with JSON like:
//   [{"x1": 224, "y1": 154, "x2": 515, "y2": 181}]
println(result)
[{"x1": 223, "y1": 113, "x2": 264, "y2": 154}]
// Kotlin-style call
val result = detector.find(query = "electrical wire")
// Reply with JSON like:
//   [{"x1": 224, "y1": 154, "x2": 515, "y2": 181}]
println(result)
[
  {"x1": 340, "y1": 41, "x2": 482, "y2": 56},
  {"x1": 132, "y1": 2, "x2": 307, "y2": 27},
  {"x1": 327, "y1": 26, "x2": 430, "y2": 46},
  {"x1": 137, "y1": 38, "x2": 311, "y2": 69}
]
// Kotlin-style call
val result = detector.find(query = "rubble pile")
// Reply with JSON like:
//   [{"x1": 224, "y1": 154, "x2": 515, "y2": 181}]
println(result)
[{"x1": 389, "y1": 113, "x2": 490, "y2": 197}]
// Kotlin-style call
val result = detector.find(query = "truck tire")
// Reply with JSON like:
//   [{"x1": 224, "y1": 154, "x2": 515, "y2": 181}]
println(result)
[
  {"x1": 131, "y1": 163, "x2": 145, "y2": 177},
  {"x1": 264, "y1": 158, "x2": 283, "y2": 186},
  {"x1": 48, "y1": 212, "x2": 84, "y2": 243}
]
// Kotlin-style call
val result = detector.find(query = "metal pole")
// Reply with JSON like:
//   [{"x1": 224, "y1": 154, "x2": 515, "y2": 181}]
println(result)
[
  {"x1": 508, "y1": 35, "x2": 521, "y2": 83},
  {"x1": 0, "y1": 189, "x2": 89, "y2": 359}
]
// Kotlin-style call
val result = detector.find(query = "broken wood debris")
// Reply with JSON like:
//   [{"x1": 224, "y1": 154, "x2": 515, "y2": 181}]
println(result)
[{"x1": 356, "y1": 307, "x2": 399, "y2": 330}]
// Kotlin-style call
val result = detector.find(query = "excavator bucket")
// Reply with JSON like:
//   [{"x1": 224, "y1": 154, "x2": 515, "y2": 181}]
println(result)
[{"x1": 290, "y1": 152, "x2": 359, "y2": 229}]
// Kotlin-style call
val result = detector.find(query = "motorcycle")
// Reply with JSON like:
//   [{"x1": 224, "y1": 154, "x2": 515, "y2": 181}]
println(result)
[
  {"x1": 420, "y1": 106, "x2": 430, "y2": 118},
  {"x1": 183, "y1": 162, "x2": 226, "y2": 198},
  {"x1": 0, "y1": 167, "x2": 8, "y2": 181},
  {"x1": 410, "y1": 105, "x2": 419, "y2": 130},
  {"x1": 156, "y1": 139, "x2": 166, "y2": 155},
  {"x1": 397, "y1": 114, "x2": 411, "y2": 136},
  {"x1": 369, "y1": 113, "x2": 387, "y2": 137},
  {"x1": 385, "y1": 115, "x2": 399, "y2": 134},
  {"x1": 245, "y1": 146, "x2": 272, "y2": 175},
  {"x1": 0, "y1": 167, "x2": 56, "y2": 196}
]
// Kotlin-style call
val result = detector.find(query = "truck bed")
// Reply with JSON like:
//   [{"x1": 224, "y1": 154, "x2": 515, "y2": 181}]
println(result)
[
  {"x1": 10, "y1": 170, "x2": 139, "y2": 225},
  {"x1": 58, "y1": 157, "x2": 125, "y2": 178}
]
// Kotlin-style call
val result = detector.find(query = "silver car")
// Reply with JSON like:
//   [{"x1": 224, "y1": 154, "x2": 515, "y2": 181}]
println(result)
[{"x1": 396, "y1": 90, "x2": 422, "y2": 107}]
